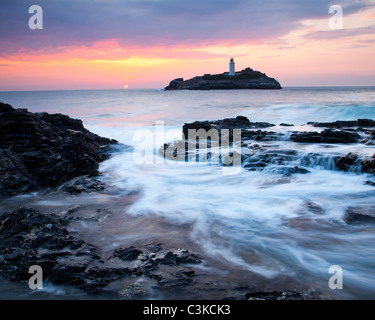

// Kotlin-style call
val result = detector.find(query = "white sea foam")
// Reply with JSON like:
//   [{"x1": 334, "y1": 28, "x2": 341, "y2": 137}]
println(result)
[{"x1": 1, "y1": 87, "x2": 375, "y2": 298}]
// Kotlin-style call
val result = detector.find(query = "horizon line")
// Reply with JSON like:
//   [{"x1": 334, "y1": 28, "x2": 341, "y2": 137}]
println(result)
[{"x1": 1, "y1": 85, "x2": 375, "y2": 93}]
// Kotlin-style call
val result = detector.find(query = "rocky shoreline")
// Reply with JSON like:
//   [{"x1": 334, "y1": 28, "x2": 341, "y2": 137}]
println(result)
[
  {"x1": 0, "y1": 207, "x2": 204, "y2": 298},
  {"x1": 0, "y1": 102, "x2": 309, "y2": 299},
  {"x1": 163, "y1": 115, "x2": 375, "y2": 177},
  {"x1": 0, "y1": 102, "x2": 118, "y2": 199},
  {"x1": 1, "y1": 102, "x2": 374, "y2": 299},
  {"x1": 162, "y1": 116, "x2": 375, "y2": 227}
]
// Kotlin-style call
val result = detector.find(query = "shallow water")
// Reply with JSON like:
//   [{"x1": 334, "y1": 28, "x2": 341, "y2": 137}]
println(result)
[{"x1": 1, "y1": 87, "x2": 375, "y2": 299}]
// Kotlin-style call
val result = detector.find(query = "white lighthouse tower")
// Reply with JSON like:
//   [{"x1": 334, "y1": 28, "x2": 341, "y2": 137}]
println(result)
[{"x1": 229, "y1": 57, "x2": 235, "y2": 76}]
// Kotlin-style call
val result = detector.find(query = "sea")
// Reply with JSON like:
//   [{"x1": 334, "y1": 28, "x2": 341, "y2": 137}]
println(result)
[{"x1": 0, "y1": 87, "x2": 375, "y2": 299}]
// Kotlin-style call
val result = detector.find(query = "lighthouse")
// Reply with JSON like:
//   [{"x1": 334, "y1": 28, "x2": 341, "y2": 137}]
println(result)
[{"x1": 229, "y1": 57, "x2": 235, "y2": 76}]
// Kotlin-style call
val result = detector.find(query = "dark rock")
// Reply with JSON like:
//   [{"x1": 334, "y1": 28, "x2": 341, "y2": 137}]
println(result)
[
  {"x1": 113, "y1": 247, "x2": 143, "y2": 261},
  {"x1": 0, "y1": 102, "x2": 14, "y2": 113},
  {"x1": 165, "y1": 116, "x2": 371, "y2": 178},
  {"x1": 0, "y1": 102, "x2": 118, "y2": 198},
  {"x1": 0, "y1": 208, "x2": 204, "y2": 296},
  {"x1": 282, "y1": 166, "x2": 310, "y2": 176},
  {"x1": 335, "y1": 152, "x2": 375, "y2": 174},
  {"x1": 365, "y1": 181, "x2": 375, "y2": 187},
  {"x1": 335, "y1": 153, "x2": 359, "y2": 171},
  {"x1": 165, "y1": 68, "x2": 281, "y2": 90},
  {"x1": 62, "y1": 176, "x2": 105, "y2": 194},
  {"x1": 0, "y1": 208, "x2": 98, "y2": 283},
  {"x1": 156, "y1": 248, "x2": 202, "y2": 266},
  {"x1": 165, "y1": 78, "x2": 184, "y2": 90},
  {"x1": 361, "y1": 153, "x2": 375, "y2": 174},
  {"x1": 242, "y1": 149, "x2": 309, "y2": 175},
  {"x1": 343, "y1": 208, "x2": 375, "y2": 225},
  {"x1": 245, "y1": 290, "x2": 303, "y2": 300},
  {"x1": 112, "y1": 244, "x2": 202, "y2": 269},
  {"x1": 307, "y1": 119, "x2": 375, "y2": 128},
  {"x1": 182, "y1": 117, "x2": 275, "y2": 140},
  {"x1": 0, "y1": 207, "x2": 146, "y2": 293},
  {"x1": 235, "y1": 115, "x2": 251, "y2": 124},
  {"x1": 291, "y1": 129, "x2": 360, "y2": 144},
  {"x1": 279, "y1": 123, "x2": 294, "y2": 127},
  {"x1": 304, "y1": 201, "x2": 325, "y2": 215},
  {"x1": 118, "y1": 283, "x2": 147, "y2": 299}
]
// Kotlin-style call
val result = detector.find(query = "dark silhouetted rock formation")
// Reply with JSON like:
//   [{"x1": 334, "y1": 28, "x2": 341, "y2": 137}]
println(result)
[
  {"x1": 165, "y1": 67, "x2": 281, "y2": 90},
  {"x1": 0, "y1": 102, "x2": 118, "y2": 198}
]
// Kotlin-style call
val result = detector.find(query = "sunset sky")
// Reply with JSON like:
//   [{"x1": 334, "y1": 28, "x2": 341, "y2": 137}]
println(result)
[{"x1": 1, "y1": 0, "x2": 375, "y2": 90}]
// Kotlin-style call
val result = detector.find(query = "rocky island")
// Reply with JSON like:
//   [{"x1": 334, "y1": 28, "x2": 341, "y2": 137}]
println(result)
[{"x1": 165, "y1": 59, "x2": 281, "y2": 90}]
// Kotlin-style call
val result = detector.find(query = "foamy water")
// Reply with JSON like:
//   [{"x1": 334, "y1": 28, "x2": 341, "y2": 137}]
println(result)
[{"x1": 1, "y1": 87, "x2": 375, "y2": 298}]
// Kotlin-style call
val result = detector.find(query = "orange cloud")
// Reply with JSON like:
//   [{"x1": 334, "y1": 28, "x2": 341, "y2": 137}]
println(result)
[{"x1": 1, "y1": 3, "x2": 375, "y2": 91}]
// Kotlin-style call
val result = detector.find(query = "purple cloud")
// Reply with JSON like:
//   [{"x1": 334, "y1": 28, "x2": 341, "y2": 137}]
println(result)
[{"x1": 0, "y1": 0, "x2": 373, "y2": 55}]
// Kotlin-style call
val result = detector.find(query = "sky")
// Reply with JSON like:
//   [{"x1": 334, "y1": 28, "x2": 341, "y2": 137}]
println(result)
[{"x1": 0, "y1": 0, "x2": 375, "y2": 90}]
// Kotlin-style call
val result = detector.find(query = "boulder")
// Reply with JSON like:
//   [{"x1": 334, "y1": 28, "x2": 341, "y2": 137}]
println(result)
[
  {"x1": 335, "y1": 152, "x2": 375, "y2": 174},
  {"x1": 361, "y1": 153, "x2": 375, "y2": 174},
  {"x1": 0, "y1": 102, "x2": 118, "y2": 198},
  {"x1": 343, "y1": 208, "x2": 375, "y2": 225},
  {"x1": 335, "y1": 153, "x2": 359, "y2": 171}
]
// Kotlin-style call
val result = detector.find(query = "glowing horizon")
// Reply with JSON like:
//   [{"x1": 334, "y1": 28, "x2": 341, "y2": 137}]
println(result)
[{"x1": 0, "y1": 0, "x2": 374, "y2": 91}]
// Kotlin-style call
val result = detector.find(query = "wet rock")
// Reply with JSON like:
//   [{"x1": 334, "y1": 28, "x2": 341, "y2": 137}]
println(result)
[
  {"x1": 335, "y1": 153, "x2": 359, "y2": 171},
  {"x1": 335, "y1": 152, "x2": 375, "y2": 174},
  {"x1": 155, "y1": 248, "x2": 202, "y2": 266},
  {"x1": 343, "y1": 208, "x2": 375, "y2": 225},
  {"x1": 0, "y1": 102, "x2": 118, "y2": 198},
  {"x1": 111, "y1": 244, "x2": 202, "y2": 293},
  {"x1": 62, "y1": 176, "x2": 105, "y2": 194},
  {"x1": 165, "y1": 116, "x2": 370, "y2": 177},
  {"x1": 0, "y1": 208, "x2": 96, "y2": 280},
  {"x1": 241, "y1": 130, "x2": 282, "y2": 142},
  {"x1": 304, "y1": 201, "x2": 325, "y2": 215},
  {"x1": 361, "y1": 153, "x2": 375, "y2": 174},
  {"x1": 182, "y1": 116, "x2": 275, "y2": 139},
  {"x1": 307, "y1": 119, "x2": 375, "y2": 128},
  {"x1": 280, "y1": 123, "x2": 294, "y2": 127},
  {"x1": 243, "y1": 150, "x2": 309, "y2": 175},
  {"x1": 291, "y1": 129, "x2": 360, "y2": 144},
  {"x1": 0, "y1": 207, "x2": 139, "y2": 293},
  {"x1": 360, "y1": 139, "x2": 374, "y2": 145},
  {"x1": 113, "y1": 247, "x2": 143, "y2": 261},
  {"x1": 59, "y1": 205, "x2": 82, "y2": 216},
  {"x1": 113, "y1": 244, "x2": 201, "y2": 267},
  {"x1": 245, "y1": 290, "x2": 303, "y2": 300},
  {"x1": 274, "y1": 166, "x2": 310, "y2": 176},
  {"x1": 118, "y1": 283, "x2": 147, "y2": 299},
  {"x1": 365, "y1": 181, "x2": 375, "y2": 187}
]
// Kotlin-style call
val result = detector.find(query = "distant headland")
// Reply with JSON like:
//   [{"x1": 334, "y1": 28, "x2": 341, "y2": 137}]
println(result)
[{"x1": 164, "y1": 58, "x2": 282, "y2": 90}]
